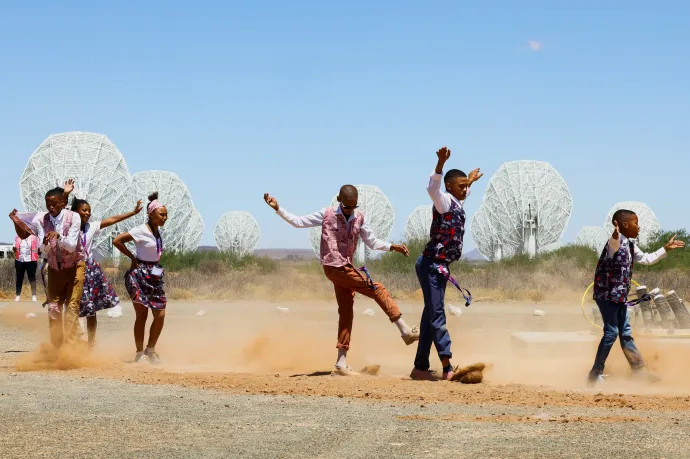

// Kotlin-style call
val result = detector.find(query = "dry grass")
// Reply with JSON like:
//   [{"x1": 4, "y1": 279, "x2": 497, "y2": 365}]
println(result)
[{"x1": 3, "y1": 252, "x2": 688, "y2": 304}]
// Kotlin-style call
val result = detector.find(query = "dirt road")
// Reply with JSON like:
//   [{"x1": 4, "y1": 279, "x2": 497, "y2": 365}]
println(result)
[{"x1": 3, "y1": 299, "x2": 690, "y2": 458}]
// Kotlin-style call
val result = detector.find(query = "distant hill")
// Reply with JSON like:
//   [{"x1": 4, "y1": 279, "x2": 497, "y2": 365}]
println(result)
[{"x1": 462, "y1": 248, "x2": 488, "y2": 261}]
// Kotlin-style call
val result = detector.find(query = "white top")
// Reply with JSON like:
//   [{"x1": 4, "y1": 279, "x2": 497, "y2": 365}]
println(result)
[
  {"x1": 80, "y1": 221, "x2": 102, "y2": 259},
  {"x1": 17, "y1": 238, "x2": 34, "y2": 262},
  {"x1": 427, "y1": 172, "x2": 469, "y2": 214},
  {"x1": 276, "y1": 205, "x2": 392, "y2": 252},
  {"x1": 128, "y1": 224, "x2": 163, "y2": 262},
  {"x1": 606, "y1": 236, "x2": 666, "y2": 265},
  {"x1": 17, "y1": 210, "x2": 80, "y2": 254}
]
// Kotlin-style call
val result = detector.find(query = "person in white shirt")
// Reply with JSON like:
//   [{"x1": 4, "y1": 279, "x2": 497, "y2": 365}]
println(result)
[
  {"x1": 12, "y1": 231, "x2": 39, "y2": 303},
  {"x1": 113, "y1": 192, "x2": 168, "y2": 365},
  {"x1": 10, "y1": 184, "x2": 85, "y2": 348},
  {"x1": 264, "y1": 185, "x2": 419, "y2": 376},
  {"x1": 69, "y1": 196, "x2": 143, "y2": 348}
]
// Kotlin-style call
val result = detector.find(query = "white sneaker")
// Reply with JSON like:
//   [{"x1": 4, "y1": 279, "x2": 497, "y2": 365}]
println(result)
[
  {"x1": 332, "y1": 365, "x2": 360, "y2": 376},
  {"x1": 402, "y1": 326, "x2": 420, "y2": 345},
  {"x1": 134, "y1": 353, "x2": 149, "y2": 364},
  {"x1": 145, "y1": 349, "x2": 162, "y2": 365},
  {"x1": 14, "y1": 296, "x2": 20, "y2": 302},
  {"x1": 32, "y1": 295, "x2": 37, "y2": 302}
]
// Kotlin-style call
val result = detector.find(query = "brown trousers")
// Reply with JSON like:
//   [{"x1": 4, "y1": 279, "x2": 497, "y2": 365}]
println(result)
[
  {"x1": 323, "y1": 265, "x2": 402, "y2": 350},
  {"x1": 47, "y1": 261, "x2": 85, "y2": 348}
]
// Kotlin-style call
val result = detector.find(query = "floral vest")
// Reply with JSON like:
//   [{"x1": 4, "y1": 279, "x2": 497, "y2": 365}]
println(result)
[
  {"x1": 43, "y1": 211, "x2": 84, "y2": 270},
  {"x1": 422, "y1": 199, "x2": 466, "y2": 263},
  {"x1": 320, "y1": 206, "x2": 364, "y2": 267},
  {"x1": 593, "y1": 236, "x2": 634, "y2": 304},
  {"x1": 14, "y1": 235, "x2": 39, "y2": 262}
]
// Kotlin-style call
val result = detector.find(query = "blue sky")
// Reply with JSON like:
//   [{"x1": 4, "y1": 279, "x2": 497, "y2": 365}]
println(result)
[{"x1": 1, "y1": 1, "x2": 689, "y2": 250}]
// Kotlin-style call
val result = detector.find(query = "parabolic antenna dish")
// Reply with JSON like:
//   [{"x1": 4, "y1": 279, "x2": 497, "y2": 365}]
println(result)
[
  {"x1": 19, "y1": 132, "x2": 135, "y2": 259},
  {"x1": 473, "y1": 160, "x2": 573, "y2": 259},
  {"x1": 308, "y1": 184, "x2": 395, "y2": 263},
  {"x1": 470, "y1": 203, "x2": 503, "y2": 261},
  {"x1": 403, "y1": 205, "x2": 432, "y2": 242},
  {"x1": 127, "y1": 171, "x2": 204, "y2": 253},
  {"x1": 575, "y1": 226, "x2": 609, "y2": 252},
  {"x1": 603, "y1": 202, "x2": 660, "y2": 246},
  {"x1": 214, "y1": 211, "x2": 260, "y2": 257}
]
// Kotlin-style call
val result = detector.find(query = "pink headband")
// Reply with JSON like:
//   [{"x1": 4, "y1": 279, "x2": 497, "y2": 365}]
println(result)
[{"x1": 147, "y1": 200, "x2": 165, "y2": 215}]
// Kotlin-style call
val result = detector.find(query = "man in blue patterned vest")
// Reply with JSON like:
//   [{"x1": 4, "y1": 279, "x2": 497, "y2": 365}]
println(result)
[
  {"x1": 589, "y1": 209, "x2": 684, "y2": 386},
  {"x1": 410, "y1": 146, "x2": 482, "y2": 381}
]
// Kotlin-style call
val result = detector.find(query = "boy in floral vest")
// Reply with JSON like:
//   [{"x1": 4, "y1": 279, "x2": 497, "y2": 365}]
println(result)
[
  {"x1": 410, "y1": 146, "x2": 482, "y2": 381},
  {"x1": 10, "y1": 184, "x2": 84, "y2": 348},
  {"x1": 589, "y1": 210, "x2": 684, "y2": 385},
  {"x1": 264, "y1": 186, "x2": 419, "y2": 376}
]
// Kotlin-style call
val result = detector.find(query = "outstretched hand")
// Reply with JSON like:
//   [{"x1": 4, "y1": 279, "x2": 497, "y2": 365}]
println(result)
[
  {"x1": 391, "y1": 244, "x2": 410, "y2": 257},
  {"x1": 612, "y1": 220, "x2": 620, "y2": 240},
  {"x1": 263, "y1": 193, "x2": 279, "y2": 211},
  {"x1": 664, "y1": 234, "x2": 685, "y2": 252},
  {"x1": 468, "y1": 168, "x2": 483, "y2": 184},
  {"x1": 436, "y1": 146, "x2": 451, "y2": 163},
  {"x1": 63, "y1": 179, "x2": 75, "y2": 195},
  {"x1": 133, "y1": 200, "x2": 144, "y2": 214},
  {"x1": 9, "y1": 209, "x2": 19, "y2": 220}
]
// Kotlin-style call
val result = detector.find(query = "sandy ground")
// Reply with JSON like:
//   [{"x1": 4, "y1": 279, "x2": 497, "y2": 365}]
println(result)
[{"x1": 4, "y1": 298, "x2": 690, "y2": 458}]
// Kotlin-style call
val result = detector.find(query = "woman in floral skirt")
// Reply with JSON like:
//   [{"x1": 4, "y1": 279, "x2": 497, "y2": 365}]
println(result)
[
  {"x1": 113, "y1": 192, "x2": 168, "y2": 365},
  {"x1": 70, "y1": 197, "x2": 143, "y2": 347}
]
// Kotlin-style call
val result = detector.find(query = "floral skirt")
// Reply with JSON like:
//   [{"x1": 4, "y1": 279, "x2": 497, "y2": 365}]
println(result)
[
  {"x1": 124, "y1": 260, "x2": 167, "y2": 310},
  {"x1": 80, "y1": 258, "x2": 119, "y2": 318}
]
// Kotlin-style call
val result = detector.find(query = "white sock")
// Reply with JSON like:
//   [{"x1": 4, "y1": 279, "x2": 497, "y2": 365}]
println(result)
[
  {"x1": 136, "y1": 351, "x2": 144, "y2": 357},
  {"x1": 395, "y1": 318, "x2": 412, "y2": 336},
  {"x1": 336, "y1": 349, "x2": 347, "y2": 369},
  {"x1": 145, "y1": 347, "x2": 155, "y2": 354}
]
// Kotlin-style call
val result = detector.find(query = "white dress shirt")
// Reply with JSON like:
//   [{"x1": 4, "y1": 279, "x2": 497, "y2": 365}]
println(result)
[
  {"x1": 128, "y1": 224, "x2": 163, "y2": 262},
  {"x1": 427, "y1": 172, "x2": 469, "y2": 214},
  {"x1": 276, "y1": 206, "x2": 392, "y2": 252},
  {"x1": 606, "y1": 236, "x2": 666, "y2": 265},
  {"x1": 17, "y1": 210, "x2": 80, "y2": 254},
  {"x1": 17, "y1": 238, "x2": 34, "y2": 262},
  {"x1": 81, "y1": 221, "x2": 102, "y2": 260}
]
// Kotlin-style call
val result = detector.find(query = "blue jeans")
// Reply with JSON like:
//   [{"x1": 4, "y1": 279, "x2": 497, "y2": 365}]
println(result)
[
  {"x1": 414, "y1": 255, "x2": 452, "y2": 371},
  {"x1": 589, "y1": 299, "x2": 646, "y2": 378}
]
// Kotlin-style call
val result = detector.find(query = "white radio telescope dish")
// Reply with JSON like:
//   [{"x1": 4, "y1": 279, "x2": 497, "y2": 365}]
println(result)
[
  {"x1": 473, "y1": 160, "x2": 573, "y2": 259},
  {"x1": 214, "y1": 211, "x2": 260, "y2": 257},
  {"x1": 308, "y1": 184, "x2": 395, "y2": 263},
  {"x1": 604, "y1": 202, "x2": 660, "y2": 246},
  {"x1": 404, "y1": 205, "x2": 432, "y2": 242},
  {"x1": 127, "y1": 170, "x2": 204, "y2": 253},
  {"x1": 575, "y1": 226, "x2": 609, "y2": 252},
  {"x1": 19, "y1": 132, "x2": 135, "y2": 259},
  {"x1": 470, "y1": 203, "x2": 503, "y2": 261}
]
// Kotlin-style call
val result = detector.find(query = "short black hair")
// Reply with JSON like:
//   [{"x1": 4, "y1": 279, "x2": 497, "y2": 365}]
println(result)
[
  {"x1": 444, "y1": 169, "x2": 467, "y2": 183},
  {"x1": 45, "y1": 187, "x2": 64, "y2": 199},
  {"x1": 71, "y1": 198, "x2": 89, "y2": 212},
  {"x1": 612, "y1": 209, "x2": 636, "y2": 225},
  {"x1": 339, "y1": 185, "x2": 358, "y2": 200}
]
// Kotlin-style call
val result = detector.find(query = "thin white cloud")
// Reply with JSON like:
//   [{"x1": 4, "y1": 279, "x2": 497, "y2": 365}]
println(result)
[{"x1": 527, "y1": 40, "x2": 542, "y2": 52}]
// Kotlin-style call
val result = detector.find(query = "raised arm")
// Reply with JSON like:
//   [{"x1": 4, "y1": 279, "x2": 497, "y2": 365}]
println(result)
[
  {"x1": 9, "y1": 209, "x2": 34, "y2": 239},
  {"x1": 263, "y1": 193, "x2": 324, "y2": 228},
  {"x1": 100, "y1": 200, "x2": 143, "y2": 230},
  {"x1": 61, "y1": 179, "x2": 74, "y2": 204},
  {"x1": 428, "y1": 147, "x2": 453, "y2": 213}
]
